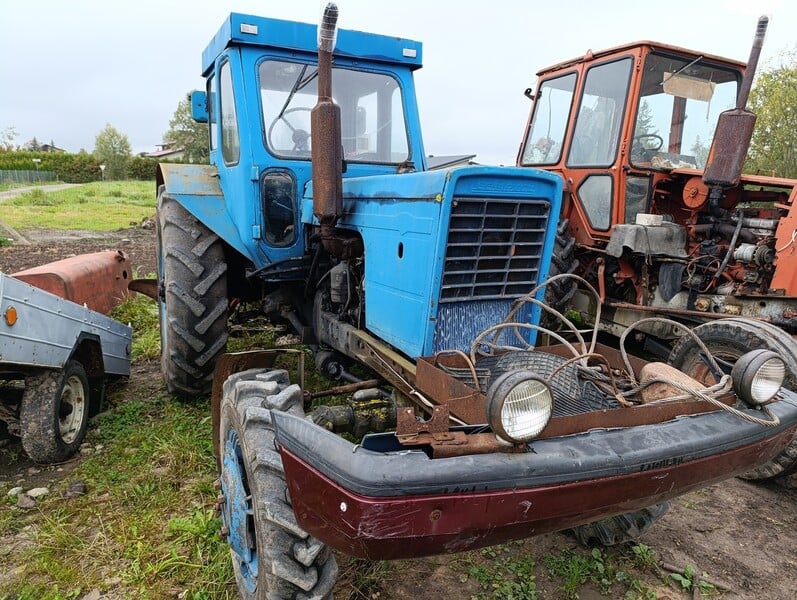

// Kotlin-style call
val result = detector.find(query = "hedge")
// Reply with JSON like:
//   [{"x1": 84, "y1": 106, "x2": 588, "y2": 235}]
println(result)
[{"x1": 0, "y1": 151, "x2": 170, "y2": 182}]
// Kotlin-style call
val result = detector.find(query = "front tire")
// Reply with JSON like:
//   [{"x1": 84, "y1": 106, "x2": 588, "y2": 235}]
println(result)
[
  {"x1": 570, "y1": 503, "x2": 670, "y2": 546},
  {"x1": 668, "y1": 318, "x2": 797, "y2": 484},
  {"x1": 219, "y1": 368, "x2": 337, "y2": 599},
  {"x1": 157, "y1": 191, "x2": 228, "y2": 397},
  {"x1": 544, "y1": 219, "x2": 579, "y2": 318},
  {"x1": 20, "y1": 360, "x2": 90, "y2": 463}
]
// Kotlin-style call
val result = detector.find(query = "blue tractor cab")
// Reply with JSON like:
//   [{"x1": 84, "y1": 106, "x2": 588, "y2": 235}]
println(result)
[{"x1": 155, "y1": 9, "x2": 562, "y2": 391}]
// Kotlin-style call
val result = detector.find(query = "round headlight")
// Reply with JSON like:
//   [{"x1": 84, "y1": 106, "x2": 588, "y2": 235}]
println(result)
[
  {"x1": 731, "y1": 349, "x2": 785, "y2": 406},
  {"x1": 486, "y1": 370, "x2": 553, "y2": 444}
]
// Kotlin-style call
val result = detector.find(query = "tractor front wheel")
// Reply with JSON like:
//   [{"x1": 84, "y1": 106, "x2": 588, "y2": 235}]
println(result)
[
  {"x1": 157, "y1": 192, "x2": 228, "y2": 397},
  {"x1": 668, "y1": 318, "x2": 797, "y2": 485},
  {"x1": 218, "y1": 368, "x2": 338, "y2": 599}
]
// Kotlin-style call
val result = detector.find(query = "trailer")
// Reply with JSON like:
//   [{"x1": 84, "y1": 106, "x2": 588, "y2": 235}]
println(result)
[{"x1": 0, "y1": 251, "x2": 132, "y2": 463}]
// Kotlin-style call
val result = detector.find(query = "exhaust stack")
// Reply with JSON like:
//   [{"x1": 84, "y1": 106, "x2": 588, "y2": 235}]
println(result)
[
  {"x1": 311, "y1": 3, "x2": 344, "y2": 254},
  {"x1": 703, "y1": 16, "x2": 768, "y2": 188}
]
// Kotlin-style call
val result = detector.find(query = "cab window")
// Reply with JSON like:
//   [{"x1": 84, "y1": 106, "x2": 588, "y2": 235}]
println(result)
[
  {"x1": 568, "y1": 58, "x2": 633, "y2": 167},
  {"x1": 520, "y1": 72, "x2": 577, "y2": 166},
  {"x1": 219, "y1": 61, "x2": 240, "y2": 165},
  {"x1": 630, "y1": 53, "x2": 739, "y2": 170},
  {"x1": 259, "y1": 60, "x2": 409, "y2": 163}
]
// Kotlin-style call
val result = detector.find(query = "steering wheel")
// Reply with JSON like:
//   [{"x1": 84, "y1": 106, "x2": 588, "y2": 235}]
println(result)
[
  {"x1": 631, "y1": 133, "x2": 664, "y2": 162},
  {"x1": 268, "y1": 107, "x2": 312, "y2": 153}
]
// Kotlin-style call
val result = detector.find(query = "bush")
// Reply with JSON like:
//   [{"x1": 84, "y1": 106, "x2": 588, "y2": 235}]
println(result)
[{"x1": 0, "y1": 151, "x2": 160, "y2": 183}]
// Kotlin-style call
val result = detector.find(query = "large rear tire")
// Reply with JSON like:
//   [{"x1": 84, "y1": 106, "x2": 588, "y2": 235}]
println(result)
[
  {"x1": 668, "y1": 318, "x2": 797, "y2": 484},
  {"x1": 218, "y1": 368, "x2": 337, "y2": 599},
  {"x1": 157, "y1": 191, "x2": 228, "y2": 397},
  {"x1": 20, "y1": 361, "x2": 90, "y2": 463}
]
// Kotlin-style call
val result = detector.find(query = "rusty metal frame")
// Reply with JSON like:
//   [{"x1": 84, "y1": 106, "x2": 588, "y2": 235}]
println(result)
[{"x1": 211, "y1": 349, "x2": 305, "y2": 465}]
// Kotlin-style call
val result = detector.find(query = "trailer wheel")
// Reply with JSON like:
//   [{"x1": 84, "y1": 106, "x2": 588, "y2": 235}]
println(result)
[
  {"x1": 668, "y1": 318, "x2": 797, "y2": 485},
  {"x1": 218, "y1": 368, "x2": 337, "y2": 600},
  {"x1": 20, "y1": 361, "x2": 90, "y2": 463},
  {"x1": 545, "y1": 219, "x2": 578, "y2": 315},
  {"x1": 570, "y1": 503, "x2": 669, "y2": 547},
  {"x1": 157, "y1": 191, "x2": 228, "y2": 397}
]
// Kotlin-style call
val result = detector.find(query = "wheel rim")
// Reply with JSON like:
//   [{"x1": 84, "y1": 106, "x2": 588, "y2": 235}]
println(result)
[
  {"x1": 59, "y1": 374, "x2": 86, "y2": 444},
  {"x1": 221, "y1": 428, "x2": 258, "y2": 593},
  {"x1": 685, "y1": 350, "x2": 739, "y2": 387}
]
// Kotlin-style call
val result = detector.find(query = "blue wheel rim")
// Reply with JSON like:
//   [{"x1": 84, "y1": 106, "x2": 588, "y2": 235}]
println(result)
[{"x1": 221, "y1": 427, "x2": 258, "y2": 593}]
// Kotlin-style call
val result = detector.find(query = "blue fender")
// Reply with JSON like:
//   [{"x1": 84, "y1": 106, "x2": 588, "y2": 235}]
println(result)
[{"x1": 156, "y1": 163, "x2": 250, "y2": 260}]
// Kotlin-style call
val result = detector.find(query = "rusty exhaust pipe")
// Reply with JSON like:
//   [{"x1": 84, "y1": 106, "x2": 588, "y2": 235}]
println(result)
[
  {"x1": 703, "y1": 16, "x2": 768, "y2": 188},
  {"x1": 311, "y1": 3, "x2": 344, "y2": 254}
]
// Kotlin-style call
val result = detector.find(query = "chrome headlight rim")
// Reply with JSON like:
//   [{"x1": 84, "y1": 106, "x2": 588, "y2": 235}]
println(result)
[
  {"x1": 486, "y1": 369, "x2": 553, "y2": 444},
  {"x1": 731, "y1": 349, "x2": 785, "y2": 406}
]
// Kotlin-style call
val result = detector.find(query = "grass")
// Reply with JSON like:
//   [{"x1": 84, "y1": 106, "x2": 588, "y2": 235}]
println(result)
[
  {"x1": 0, "y1": 181, "x2": 154, "y2": 230},
  {"x1": 111, "y1": 288, "x2": 161, "y2": 360},
  {"x1": 0, "y1": 394, "x2": 236, "y2": 599}
]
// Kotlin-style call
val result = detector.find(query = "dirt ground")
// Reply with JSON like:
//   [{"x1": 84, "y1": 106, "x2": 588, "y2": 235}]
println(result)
[{"x1": 1, "y1": 225, "x2": 796, "y2": 599}]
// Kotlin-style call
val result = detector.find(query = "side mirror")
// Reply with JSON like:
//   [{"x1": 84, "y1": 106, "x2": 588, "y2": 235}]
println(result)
[{"x1": 190, "y1": 90, "x2": 208, "y2": 123}]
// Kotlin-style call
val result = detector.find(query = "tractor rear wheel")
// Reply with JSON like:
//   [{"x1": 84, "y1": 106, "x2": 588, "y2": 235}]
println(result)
[
  {"x1": 157, "y1": 191, "x2": 228, "y2": 397},
  {"x1": 218, "y1": 368, "x2": 337, "y2": 599},
  {"x1": 668, "y1": 318, "x2": 797, "y2": 485}
]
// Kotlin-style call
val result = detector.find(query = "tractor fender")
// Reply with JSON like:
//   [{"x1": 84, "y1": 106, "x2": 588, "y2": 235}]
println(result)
[{"x1": 156, "y1": 163, "x2": 249, "y2": 259}]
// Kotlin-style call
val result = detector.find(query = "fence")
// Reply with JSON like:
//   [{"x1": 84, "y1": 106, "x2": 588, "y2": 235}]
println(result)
[{"x1": 0, "y1": 169, "x2": 57, "y2": 186}]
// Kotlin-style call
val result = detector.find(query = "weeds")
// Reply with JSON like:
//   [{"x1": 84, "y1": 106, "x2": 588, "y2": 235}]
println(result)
[
  {"x1": 459, "y1": 543, "x2": 539, "y2": 600},
  {"x1": 0, "y1": 392, "x2": 235, "y2": 599},
  {"x1": 543, "y1": 547, "x2": 657, "y2": 600},
  {"x1": 669, "y1": 564, "x2": 720, "y2": 596}
]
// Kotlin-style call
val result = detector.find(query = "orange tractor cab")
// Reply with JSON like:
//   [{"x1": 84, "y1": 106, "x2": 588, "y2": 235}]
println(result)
[{"x1": 517, "y1": 18, "x2": 797, "y2": 483}]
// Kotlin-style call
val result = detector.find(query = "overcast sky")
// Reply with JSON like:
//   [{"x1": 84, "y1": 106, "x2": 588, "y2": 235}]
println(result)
[{"x1": 1, "y1": 0, "x2": 793, "y2": 165}]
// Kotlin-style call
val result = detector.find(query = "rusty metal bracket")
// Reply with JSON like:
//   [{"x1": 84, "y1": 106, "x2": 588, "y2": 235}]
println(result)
[
  {"x1": 396, "y1": 405, "x2": 453, "y2": 441},
  {"x1": 211, "y1": 349, "x2": 305, "y2": 467}
]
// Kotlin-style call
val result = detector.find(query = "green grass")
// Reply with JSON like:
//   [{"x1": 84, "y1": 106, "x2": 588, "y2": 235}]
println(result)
[
  {"x1": 0, "y1": 394, "x2": 236, "y2": 599},
  {"x1": 0, "y1": 181, "x2": 154, "y2": 230},
  {"x1": 111, "y1": 289, "x2": 161, "y2": 360}
]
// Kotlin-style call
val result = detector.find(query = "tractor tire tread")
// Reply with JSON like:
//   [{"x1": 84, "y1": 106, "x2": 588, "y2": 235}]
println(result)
[
  {"x1": 222, "y1": 369, "x2": 337, "y2": 600},
  {"x1": 158, "y1": 193, "x2": 228, "y2": 397}
]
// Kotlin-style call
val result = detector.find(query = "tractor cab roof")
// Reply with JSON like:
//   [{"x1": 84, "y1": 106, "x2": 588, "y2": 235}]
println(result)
[
  {"x1": 202, "y1": 12, "x2": 423, "y2": 76},
  {"x1": 535, "y1": 40, "x2": 746, "y2": 78}
]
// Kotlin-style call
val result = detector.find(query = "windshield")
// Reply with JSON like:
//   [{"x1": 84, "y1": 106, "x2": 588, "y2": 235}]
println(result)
[
  {"x1": 630, "y1": 52, "x2": 739, "y2": 170},
  {"x1": 259, "y1": 60, "x2": 409, "y2": 164}
]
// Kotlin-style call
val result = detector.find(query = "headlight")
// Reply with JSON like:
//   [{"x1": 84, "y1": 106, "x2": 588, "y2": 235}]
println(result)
[
  {"x1": 731, "y1": 349, "x2": 785, "y2": 406},
  {"x1": 486, "y1": 370, "x2": 553, "y2": 444}
]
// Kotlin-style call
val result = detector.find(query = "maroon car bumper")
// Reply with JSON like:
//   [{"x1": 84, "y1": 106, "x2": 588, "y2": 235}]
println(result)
[{"x1": 273, "y1": 396, "x2": 797, "y2": 559}]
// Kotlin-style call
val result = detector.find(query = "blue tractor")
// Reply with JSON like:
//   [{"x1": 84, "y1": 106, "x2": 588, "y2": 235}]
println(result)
[{"x1": 154, "y1": 5, "x2": 797, "y2": 599}]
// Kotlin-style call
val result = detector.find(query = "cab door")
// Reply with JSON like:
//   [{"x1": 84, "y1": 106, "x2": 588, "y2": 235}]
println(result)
[{"x1": 564, "y1": 56, "x2": 635, "y2": 245}]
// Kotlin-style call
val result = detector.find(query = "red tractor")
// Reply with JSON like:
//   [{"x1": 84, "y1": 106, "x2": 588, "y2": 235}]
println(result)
[{"x1": 516, "y1": 17, "x2": 797, "y2": 484}]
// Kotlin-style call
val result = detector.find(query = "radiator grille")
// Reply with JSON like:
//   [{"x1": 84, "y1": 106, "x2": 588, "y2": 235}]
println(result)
[{"x1": 440, "y1": 197, "x2": 549, "y2": 302}]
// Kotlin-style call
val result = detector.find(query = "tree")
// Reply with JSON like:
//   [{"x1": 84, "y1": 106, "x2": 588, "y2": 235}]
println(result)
[
  {"x1": 635, "y1": 100, "x2": 659, "y2": 137},
  {"x1": 0, "y1": 126, "x2": 17, "y2": 151},
  {"x1": 93, "y1": 123, "x2": 132, "y2": 180},
  {"x1": 745, "y1": 49, "x2": 797, "y2": 179},
  {"x1": 163, "y1": 94, "x2": 209, "y2": 163},
  {"x1": 691, "y1": 134, "x2": 710, "y2": 168}
]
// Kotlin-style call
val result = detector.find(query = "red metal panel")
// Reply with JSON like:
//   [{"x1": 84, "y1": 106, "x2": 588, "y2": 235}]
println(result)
[
  {"x1": 280, "y1": 427, "x2": 796, "y2": 560},
  {"x1": 12, "y1": 250, "x2": 131, "y2": 315}
]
